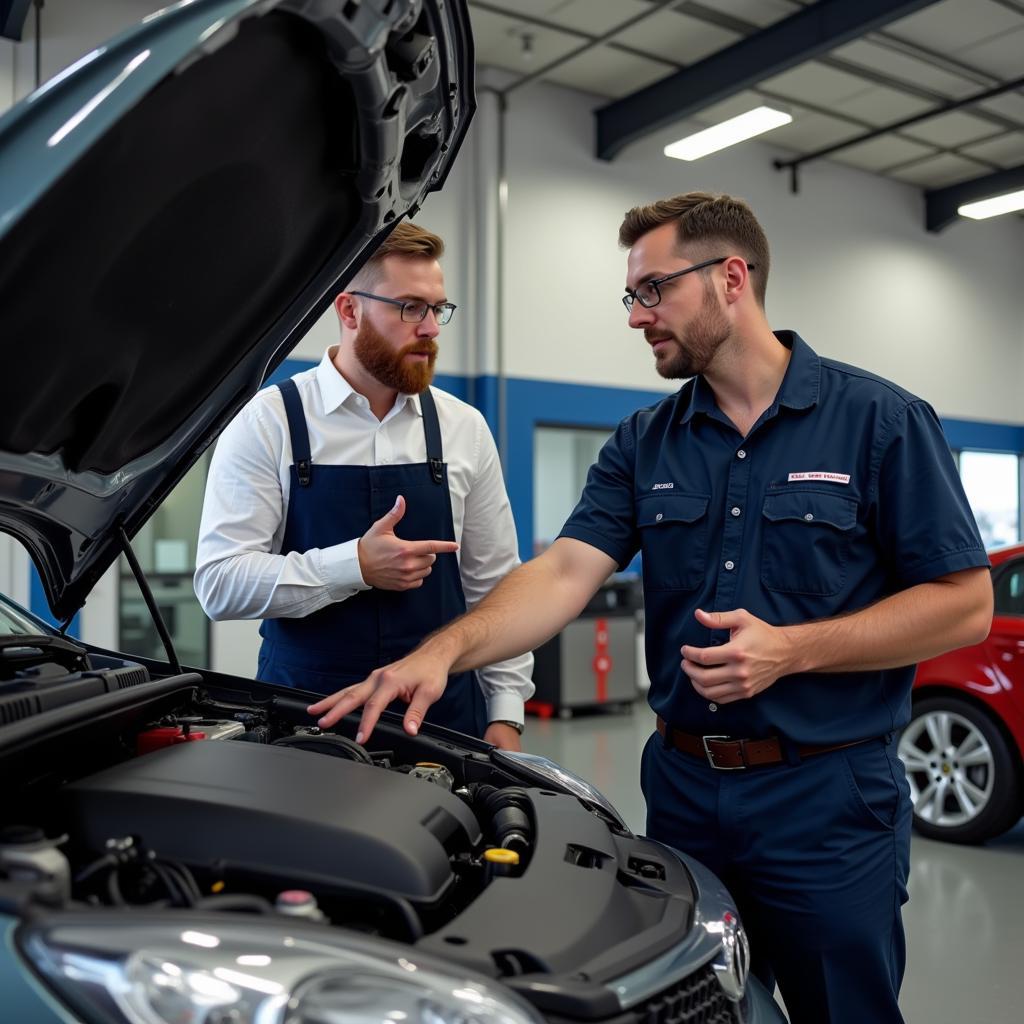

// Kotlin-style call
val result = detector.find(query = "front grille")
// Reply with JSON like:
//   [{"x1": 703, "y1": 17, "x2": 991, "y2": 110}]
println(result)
[{"x1": 633, "y1": 964, "x2": 739, "y2": 1024}]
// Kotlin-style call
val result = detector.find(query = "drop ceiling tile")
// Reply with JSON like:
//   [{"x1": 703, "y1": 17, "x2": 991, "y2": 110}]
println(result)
[
  {"x1": 543, "y1": 45, "x2": 671, "y2": 98},
  {"x1": 957, "y1": 27, "x2": 1024, "y2": 79},
  {"x1": 830, "y1": 85, "x2": 935, "y2": 126},
  {"x1": 834, "y1": 135, "x2": 937, "y2": 172},
  {"x1": 766, "y1": 112, "x2": 866, "y2": 154},
  {"x1": 469, "y1": 6, "x2": 583, "y2": 74},
  {"x1": 613, "y1": 10, "x2": 741, "y2": 65},
  {"x1": 889, "y1": 152, "x2": 991, "y2": 189},
  {"x1": 977, "y1": 93, "x2": 1024, "y2": 127},
  {"x1": 760, "y1": 61, "x2": 875, "y2": 105},
  {"x1": 886, "y1": 0, "x2": 1024, "y2": 54},
  {"x1": 902, "y1": 109, "x2": 1004, "y2": 147},
  {"x1": 700, "y1": 0, "x2": 801, "y2": 28},
  {"x1": 961, "y1": 131, "x2": 1024, "y2": 169},
  {"x1": 687, "y1": 89, "x2": 782, "y2": 126},
  {"x1": 470, "y1": 0, "x2": 590, "y2": 22},
  {"x1": 830, "y1": 39, "x2": 982, "y2": 99},
  {"x1": 541, "y1": 0, "x2": 655, "y2": 35}
]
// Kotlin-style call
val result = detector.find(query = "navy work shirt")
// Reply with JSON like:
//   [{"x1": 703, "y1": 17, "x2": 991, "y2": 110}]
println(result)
[{"x1": 559, "y1": 332, "x2": 989, "y2": 746}]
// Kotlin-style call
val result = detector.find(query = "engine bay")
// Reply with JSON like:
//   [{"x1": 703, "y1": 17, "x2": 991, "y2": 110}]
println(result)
[{"x1": 0, "y1": 656, "x2": 697, "y2": 998}]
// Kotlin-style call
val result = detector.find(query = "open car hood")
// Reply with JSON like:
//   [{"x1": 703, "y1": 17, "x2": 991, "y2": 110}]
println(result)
[{"x1": 0, "y1": 0, "x2": 474, "y2": 621}]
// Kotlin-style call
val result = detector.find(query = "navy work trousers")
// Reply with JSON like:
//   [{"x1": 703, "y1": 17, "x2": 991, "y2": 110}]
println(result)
[{"x1": 642, "y1": 732, "x2": 912, "y2": 1024}]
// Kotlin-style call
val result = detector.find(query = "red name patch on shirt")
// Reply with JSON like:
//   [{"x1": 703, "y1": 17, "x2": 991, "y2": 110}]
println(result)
[{"x1": 787, "y1": 471, "x2": 851, "y2": 484}]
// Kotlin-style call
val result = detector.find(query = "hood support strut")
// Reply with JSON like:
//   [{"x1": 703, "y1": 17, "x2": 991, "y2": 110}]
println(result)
[{"x1": 117, "y1": 525, "x2": 182, "y2": 675}]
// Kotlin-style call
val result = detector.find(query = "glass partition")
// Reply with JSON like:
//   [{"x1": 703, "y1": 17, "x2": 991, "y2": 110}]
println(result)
[{"x1": 118, "y1": 453, "x2": 211, "y2": 667}]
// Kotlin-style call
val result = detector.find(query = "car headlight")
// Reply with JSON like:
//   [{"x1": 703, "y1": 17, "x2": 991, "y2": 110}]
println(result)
[
  {"x1": 490, "y1": 750, "x2": 627, "y2": 831},
  {"x1": 21, "y1": 915, "x2": 544, "y2": 1024}
]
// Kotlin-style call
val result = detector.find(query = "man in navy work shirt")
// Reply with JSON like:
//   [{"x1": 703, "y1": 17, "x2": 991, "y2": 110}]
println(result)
[{"x1": 310, "y1": 193, "x2": 993, "y2": 1023}]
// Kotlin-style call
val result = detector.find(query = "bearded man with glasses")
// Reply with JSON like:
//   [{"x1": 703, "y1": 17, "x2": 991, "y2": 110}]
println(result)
[
  {"x1": 195, "y1": 221, "x2": 532, "y2": 749},
  {"x1": 309, "y1": 193, "x2": 994, "y2": 1022}
]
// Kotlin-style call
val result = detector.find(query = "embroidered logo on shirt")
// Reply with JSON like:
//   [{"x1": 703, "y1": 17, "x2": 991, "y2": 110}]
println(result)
[
  {"x1": 652, "y1": 482, "x2": 675, "y2": 490},
  {"x1": 788, "y1": 471, "x2": 851, "y2": 484}
]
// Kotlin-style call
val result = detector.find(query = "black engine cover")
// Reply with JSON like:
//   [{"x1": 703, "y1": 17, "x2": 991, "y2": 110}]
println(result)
[{"x1": 61, "y1": 740, "x2": 482, "y2": 904}]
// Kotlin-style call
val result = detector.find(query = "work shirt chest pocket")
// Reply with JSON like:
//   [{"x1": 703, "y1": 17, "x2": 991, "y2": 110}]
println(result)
[
  {"x1": 761, "y1": 490, "x2": 858, "y2": 596},
  {"x1": 637, "y1": 493, "x2": 709, "y2": 591}
]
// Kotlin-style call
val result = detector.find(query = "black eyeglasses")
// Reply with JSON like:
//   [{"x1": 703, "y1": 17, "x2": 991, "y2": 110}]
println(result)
[
  {"x1": 350, "y1": 291, "x2": 457, "y2": 325},
  {"x1": 622, "y1": 257, "x2": 754, "y2": 312}
]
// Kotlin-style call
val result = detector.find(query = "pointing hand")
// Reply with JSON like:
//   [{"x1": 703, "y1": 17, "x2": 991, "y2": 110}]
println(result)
[{"x1": 357, "y1": 494, "x2": 459, "y2": 591}]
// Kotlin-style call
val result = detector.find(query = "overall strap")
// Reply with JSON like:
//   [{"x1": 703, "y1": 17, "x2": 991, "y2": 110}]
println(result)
[
  {"x1": 277, "y1": 379, "x2": 313, "y2": 487},
  {"x1": 419, "y1": 387, "x2": 445, "y2": 485}
]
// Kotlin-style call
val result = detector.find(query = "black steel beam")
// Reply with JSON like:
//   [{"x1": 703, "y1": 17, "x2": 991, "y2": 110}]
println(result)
[
  {"x1": 595, "y1": 0, "x2": 942, "y2": 161},
  {"x1": 775, "y1": 74, "x2": 1024, "y2": 173},
  {"x1": 925, "y1": 164, "x2": 1024, "y2": 233}
]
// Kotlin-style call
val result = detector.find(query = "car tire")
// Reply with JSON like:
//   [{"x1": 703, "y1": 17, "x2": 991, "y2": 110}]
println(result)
[{"x1": 899, "y1": 695, "x2": 1021, "y2": 844}]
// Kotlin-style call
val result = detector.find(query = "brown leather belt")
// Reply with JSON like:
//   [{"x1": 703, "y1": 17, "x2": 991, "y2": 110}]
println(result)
[{"x1": 656, "y1": 717, "x2": 870, "y2": 770}]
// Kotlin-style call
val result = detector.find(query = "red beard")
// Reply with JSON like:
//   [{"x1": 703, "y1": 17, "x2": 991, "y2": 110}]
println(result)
[{"x1": 354, "y1": 318, "x2": 438, "y2": 394}]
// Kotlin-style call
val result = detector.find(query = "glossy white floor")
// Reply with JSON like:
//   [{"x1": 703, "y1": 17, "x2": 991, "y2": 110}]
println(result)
[{"x1": 526, "y1": 702, "x2": 1024, "y2": 1023}]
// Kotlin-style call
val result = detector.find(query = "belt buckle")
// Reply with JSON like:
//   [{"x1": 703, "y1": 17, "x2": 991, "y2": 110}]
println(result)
[{"x1": 702, "y1": 734, "x2": 744, "y2": 770}]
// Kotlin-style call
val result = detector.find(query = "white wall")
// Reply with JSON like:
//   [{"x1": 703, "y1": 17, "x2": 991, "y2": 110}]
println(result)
[{"x1": 497, "y1": 79, "x2": 1024, "y2": 424}]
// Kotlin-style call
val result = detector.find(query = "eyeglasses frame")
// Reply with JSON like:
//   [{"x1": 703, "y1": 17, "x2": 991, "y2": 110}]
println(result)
[
  {"x1": 349, "y1": 290, "x2": 457, "y2": 325},
  {"x1": 622, "y1": 256, "x2": 755, "y2": 312}
]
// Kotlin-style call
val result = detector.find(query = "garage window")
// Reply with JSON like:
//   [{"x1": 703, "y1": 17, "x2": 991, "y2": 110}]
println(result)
[{"x1": 954, "y1": 450, "x2": 1021, "y2": 549}]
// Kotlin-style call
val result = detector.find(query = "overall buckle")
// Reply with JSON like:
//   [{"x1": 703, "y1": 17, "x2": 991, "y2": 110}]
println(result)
[{"x1": 702, "y1": 735, "x2": 744, "y2": 770}]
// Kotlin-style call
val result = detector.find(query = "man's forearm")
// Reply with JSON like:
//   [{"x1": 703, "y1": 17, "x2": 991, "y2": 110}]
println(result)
[
  {"x1": 420, "y1": 550, "x2": 597, "y2": 674},
  {"x1": 784, "y1": 568, "x2": 992, "y2": 675}
]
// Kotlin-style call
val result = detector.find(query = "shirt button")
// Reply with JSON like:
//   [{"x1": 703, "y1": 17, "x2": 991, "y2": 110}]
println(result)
[
  {"x1": 724, "y1": 560, "x2": 735, "y2": 571},
  {"x1": 804, "y1": 512, "x2": 814, "y2": 521},
  {"x1": 655, "y1": 513, "x2": 663, "y2": 521},
  {"x1": 737, "y1": 449, "x2": 747, "y2": 459},
  {"x1": 730, "y1": 506, "x2": 741, "y2": 517},
  {"x1": 709, "y1": 702, "x2": 718, "y2": 712}
]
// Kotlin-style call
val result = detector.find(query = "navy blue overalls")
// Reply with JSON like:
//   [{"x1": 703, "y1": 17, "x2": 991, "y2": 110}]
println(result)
[
  {"x1": 559, "y1": 334, "x2": 989, "y2": 1024},
  {"x1": 256, "y1": 379, "x2": 487, "y2": 737}
]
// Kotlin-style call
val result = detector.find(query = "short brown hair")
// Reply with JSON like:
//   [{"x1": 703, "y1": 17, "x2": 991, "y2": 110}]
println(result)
[
  {"x1": 350, "y1": 219, "x2": 445, "y2": 288},
  {"x1": 619, "y1": 192, "x2": 769, "y2": 306}
]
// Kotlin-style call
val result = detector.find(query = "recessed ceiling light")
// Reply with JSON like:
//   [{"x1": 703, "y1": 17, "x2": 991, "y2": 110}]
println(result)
[
  {"x1": 957, "y1": 189, "x2": 1024, "y2": 220},
  {"x1": 664, "y1": 106, "x2": 793, "y2": 161}
]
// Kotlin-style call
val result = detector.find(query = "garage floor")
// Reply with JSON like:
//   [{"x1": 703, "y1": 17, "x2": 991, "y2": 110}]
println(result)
[{"x1": 527, "y1": 703, "x2": 1024, "y2": 1022}]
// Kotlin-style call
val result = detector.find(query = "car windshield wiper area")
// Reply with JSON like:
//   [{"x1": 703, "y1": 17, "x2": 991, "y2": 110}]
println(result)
[
  {"x1": 0, "y1": 634, "x2": 90, "y2": 679},
  {"x1": 0, "y1": 635, "x2": 150, "y2": 725}
]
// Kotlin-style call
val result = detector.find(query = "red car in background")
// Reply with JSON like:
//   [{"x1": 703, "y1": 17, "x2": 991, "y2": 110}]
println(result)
[{"x1": 902, "y1": 542, "x2": 1024, "y2": 844}]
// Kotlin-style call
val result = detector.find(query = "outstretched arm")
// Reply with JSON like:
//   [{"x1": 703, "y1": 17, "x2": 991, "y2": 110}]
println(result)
[{"x1": 309, "y1": 537, "x2": 617, "y2": 741}]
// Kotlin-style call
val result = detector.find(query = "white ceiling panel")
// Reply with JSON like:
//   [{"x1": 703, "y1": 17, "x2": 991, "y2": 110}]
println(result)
[
  {"x1": 470, "y1": 0, "x2": 584, "y2": 19},
  {"x1": 469, "y1": 6, "x2": 582, "y2": 74},
  {"x1": 960, "y1": 131, "x2": 1024, "y2": 169},
  {"x1": 613, "y1": 10, "x2": 741, "y2": 66},
  {"x1": 686, "y1": 89, "x2": 783, "y2": 127},
  {"x1": 830, "y1": 39, "x2": 982, "y2": 99},
  {"x1": 829, "y1": 84, "x2": 935, "y2": 126},
  {"x1": 835, "y1": 135, "x2": 938, "y2": 172},
  {"x1": 901, "y1": 109, "x2": 1002, "y2": 147},
  {"x1": 542, "y1": 44, "x2": 671, "y2": 99},
  {"x1": 957, "y1": 27, "x2": 1024, "y2": 78},
  {"x1": 766, "y1": 112, "x2": 866, "y2": 155},
  {"x1": 538, "y1": 0, "x2": 656, "y2": 36},
  {"x1": 704, "y1": 0, "x2": 803, "y2": 28},
  {"x1": 977, "y1": 93, "x2": 1024, "y2": 127},
  {"x1": 885, "y1": 0, "x2": 1024, "y2": 54},
  {"x1": 889, "y1": 152, "x2": 990, "y2": 188},
  {"x1": 759, "y1": 61, "x2": 875, "y2": 105}
]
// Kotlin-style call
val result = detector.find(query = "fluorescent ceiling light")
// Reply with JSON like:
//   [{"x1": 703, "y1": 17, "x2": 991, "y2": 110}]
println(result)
[
  {"x1": 664, "y1": 106, "x2": 792, "y2": 161},
  {"x1": 957, "y1": 189, "x2": 1024, "y2": 220}
]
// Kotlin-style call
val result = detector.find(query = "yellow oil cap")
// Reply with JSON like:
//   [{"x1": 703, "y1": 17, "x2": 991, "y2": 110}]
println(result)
[{"x1": 484, "y1": 848, "x2": 521, "y2": 866}]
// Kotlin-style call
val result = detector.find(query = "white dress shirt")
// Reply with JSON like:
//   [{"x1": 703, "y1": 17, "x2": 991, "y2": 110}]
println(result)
[{"x1": 195, "y1": 348, "x2": 534, "y2": 724}]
